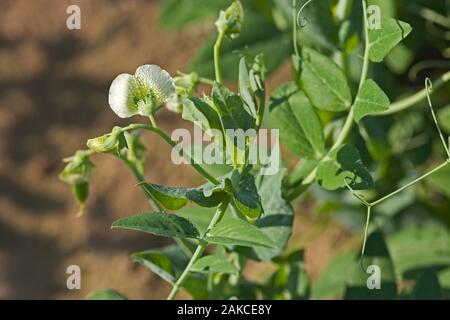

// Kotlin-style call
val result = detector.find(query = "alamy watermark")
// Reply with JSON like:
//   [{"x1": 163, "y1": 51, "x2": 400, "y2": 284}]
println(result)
[
  {"x1": 170, "y1": 123, "x2": 280, "y2": 176},
  {"x1": 297, "y1": 2, "x2": 381, "y2": 30},
  {"x1": 66, "y1": 265, "x2": 81, "y2": 290},
  {"x1": 66, "y1": 5, "x2": 81, "y2": 30}
]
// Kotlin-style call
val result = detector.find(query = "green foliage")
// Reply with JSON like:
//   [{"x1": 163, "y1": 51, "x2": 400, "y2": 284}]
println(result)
[
  {"x1": 269, "y1": 82, "x2": 325, "y2": 158},
  {"x1": 300, "y1": 47, "x2": 352, "y2": 112},
  {"x1": 353, "y1": 79, "x2": 390, "y2": 122},
  {"x1": 316, "y1": 144, "x2": 373, "y2": 190},
  {"x1": 111, "y1": 212, "x2": 200, "y2": 239},
  {"x1": 60, "y1": 0, "x2": 450, "y2": 300},
  {"x1": 191, "y1": 255, "x2": 239, "y2": 275},
  {"x1": 141, "y1": 182, "x2": 226, "y2": 210},
  {"x1": 132, "y1": 245, "x2": 190, "y2": 283},
  {"x1": 368, "y1": 18, "x2": 412, "y2": 62},
  {"x1": 205, "y1": 218, "x2": 276, "y2": 248}
]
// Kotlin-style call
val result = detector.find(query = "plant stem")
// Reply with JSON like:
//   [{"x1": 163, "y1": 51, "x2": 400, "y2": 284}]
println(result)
[
  {"x1": 116, "y1": 155, "x2": 163, "y2": 211},
  {"x1": 287, "y1": 0, "x2": 370, "y2": 200},
  {"x1": 199, "y1": 77, "x2": 215, "y2": 86},
  {"x1": 369, "y1": 160, "x2": 449, "y2": 206},
  {"x1": 148, "y1": 114, "x2": 158, "y2": 128},
  {"x1": 292, "y1": 0, "x2": 300, "y2": 57},
  {"x1": 358, "y1": 0, "x2": 370, "y2": 87},
  {"x1": 167, "y1": 198, "x2": 230, "y2": 300},
  {"x1": 126, "y1": 124, "x2": 219, "y2": 185},
  {"x1": 380, "y1": 70, "x2": 450, "y2": 115},
  {"x1": 425, "y1": 78, "x2": 450, "y2": 159},
  {"x1": 214, "y1": 30, "x2": 226, "y2": 84},
  {"x1": 360, "y1": 205, "x2": 371, "y2": 271}
]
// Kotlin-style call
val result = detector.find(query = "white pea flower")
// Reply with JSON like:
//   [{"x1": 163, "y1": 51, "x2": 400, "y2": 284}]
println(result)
[{"x1": 108, "y1": 64, "x2": 175, "y2": 118}]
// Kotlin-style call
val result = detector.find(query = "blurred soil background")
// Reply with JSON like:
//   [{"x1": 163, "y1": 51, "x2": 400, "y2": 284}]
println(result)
[{"x1": 0, "y1": 0, "x2": 357, "y2": 299}]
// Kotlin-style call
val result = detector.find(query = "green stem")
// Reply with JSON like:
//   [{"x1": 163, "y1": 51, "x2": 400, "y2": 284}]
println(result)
[
  {"x1": 360, "y1": 205, "x2": 371, "y2": 271},
  {"x1": 292, "y1": 0, "x2": 300, "y2": 57},
  {"x1": 287, "y1": 0, "x2": 370, "y2": 200},
  {"x1": 167, "y1": 198, "x2": 230, "y2": 300},
  {"x1": 425, "y1": 78, "x2": 450, "y2": 159},
  {"x1": 369, "y1": 160, "x2": 450, "y2": 206},
  {"x1": 127, "y1": 124, "x2": 219, "y2": 185},
  {"x1": 199, "y1": 77, "x2": 215, "y2": 86},
  {"x1": 148, "y1": 115, "x2": 158, "y2": 128},
  {"x1": 214, "y1": 30, "x2": 226, "y2": 84},
  {"x1": 115, "y1": 155, "x2": 163, "y2": 211},
  {"x1": 380, "y1": 70, "x2": 450, "y2": 115},
  {"x1": 358, "y1": 0, "x2": 370, "y2": 90}
]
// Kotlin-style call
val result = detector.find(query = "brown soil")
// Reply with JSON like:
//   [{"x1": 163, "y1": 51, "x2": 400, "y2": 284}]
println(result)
[{"x1": 0, "y1": 0, "x2": 353, "y2": 299}]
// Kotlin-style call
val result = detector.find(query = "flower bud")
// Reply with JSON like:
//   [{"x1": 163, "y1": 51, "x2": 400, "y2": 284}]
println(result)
[
  {"x1": 59, "y1": 150, "x2": 93, "y2": 185},
  {"x1": 215, "y1": 1, "x2": 244, "y2": 39},
  {"x1": 87, "y1": 126, "x2": 125, "y2": 154},
  {"x1": 165, "y1": 72, "x2": 200, "y2": 114},
  {"x1": 59, "y1": 150, "x2": 94, "y2": 216}
]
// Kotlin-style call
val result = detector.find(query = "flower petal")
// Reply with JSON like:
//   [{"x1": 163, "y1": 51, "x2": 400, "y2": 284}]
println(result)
[
  {"x1": 108, "y1": 73, "x2": 139, "y2": 118},
  {"x1": 135, "y1": 64, "x2": 175, "y2": 104}
]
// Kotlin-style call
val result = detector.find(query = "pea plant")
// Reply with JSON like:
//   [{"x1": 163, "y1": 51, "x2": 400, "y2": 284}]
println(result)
[{"x1": 61, "y1": 0, "x2": 450, "y2": 300}]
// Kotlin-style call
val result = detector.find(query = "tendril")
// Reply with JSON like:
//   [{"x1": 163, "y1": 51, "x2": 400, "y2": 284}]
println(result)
[
  {"x1": 425, "y1": 78, "x2": 450, "y2": 159},
  {"x1": 408, "y1": 60, "x2": 450, "y2": 81},
  {"x1": 296, "y1": 0, "x2": 313, "y2": 29}
]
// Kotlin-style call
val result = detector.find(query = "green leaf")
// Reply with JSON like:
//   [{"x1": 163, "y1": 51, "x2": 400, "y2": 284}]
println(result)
[
  {"x1": 192, "y1": 255, "x2": 239, "y2": 275},
  {"x1": 242, "y1": 168, "x2": 293, "y2": 261},
  {"x1": 132, "y1": 245, "x2": 208, "y2": 299},
  {"x1": 191, "y1": 13, "x2": 291, "y2": 79},
  {"x1": 178, "y1": 207, "x2": 218, "y2": 235},
  {"x1": 182, "y1": 96, "x2": 223, "y2": 138},
  {"x1": 263, "y1": 250, "x2": 309, "y2": 299},
  {"x1": 411, "y1": 269, "x2": 443, "y2": 300},
  {"x1": 205, "y1": 218, "x2": 276, "y2": 248},
  {"x1": 311, "y1": 254, "x2": 355, "y2": 299},
  {"x1": 295, "y1": 0, "x2": 339, "y2": 50},
  {"x1": 159, "y1": 0, "x2": 231, "y2": 29},
  {"x1": 345, "y1": 231, "x2": 397, "y2": 300},
  {"x1": 300, "y1": 47, "x2": 352, "y2": 112},
  {"x1": 132, "y1": 245, "x2": 190, "y2": 284},
  {"x1": 212, "y1": 83, "x2": 256, "y2": 166},
  {"x1": 111, "y1": 212, "x2": 200, "y2": 239},
  {"x1": 289, "y1": 159, "x2": 319, "y2": 187},
  {"x1": 316, "y1": 144, "x2": 373, "y2": 190},
  {"x1": 239, "y1": 55, "x2": 266, "y2": 119},
  {"x1": 269, "y1": 82, "x2": 325, "y2": 158},
  {"x1": 388, "y1": 226, "x2": 450, "y2": 281},
  {"x1": 141, "y1": 182, "x2": 226, "y2": 210},
  {"x1": 438, "y1": 268, "x2": 450, "y2": 299},
  {"x1": 231, "y1": 168, "x2": 263, "y2": 222},
  {"x1": 85, "y1": 289, "x2": 126, "y2": 300},
  {"x1": 368, "y1": 18, "x2": 412, "y2": 63},
  {"x1": 353, "y1": 79, "x2": 390, "y2": 122},
  {"x1": 212, "y1": 83, "x2": 256, "y2": 132},
  {"x1": 385, "y1": 43, "x2": 414, "y2": 74},
  {"x1": 438, "y1": 105, "x2": 450, "y2": 135}
]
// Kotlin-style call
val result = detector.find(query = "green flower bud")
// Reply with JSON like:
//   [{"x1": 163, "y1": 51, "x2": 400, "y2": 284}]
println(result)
[
  {"x1": 215, "y1": 1, "x2": 244, "y2": 39},
  {"x1": 165, "y1": 72, "x2": 200, "y2": 114},
  {"x1": 59, "y1": 150, "x2": 93, "y2": 185},
  {"x1": 87, "y1": 126, "x2": 126, "y2": 154},
  {"x1": 60, "y1": 150, "x2": 94, "y2": 216}
]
